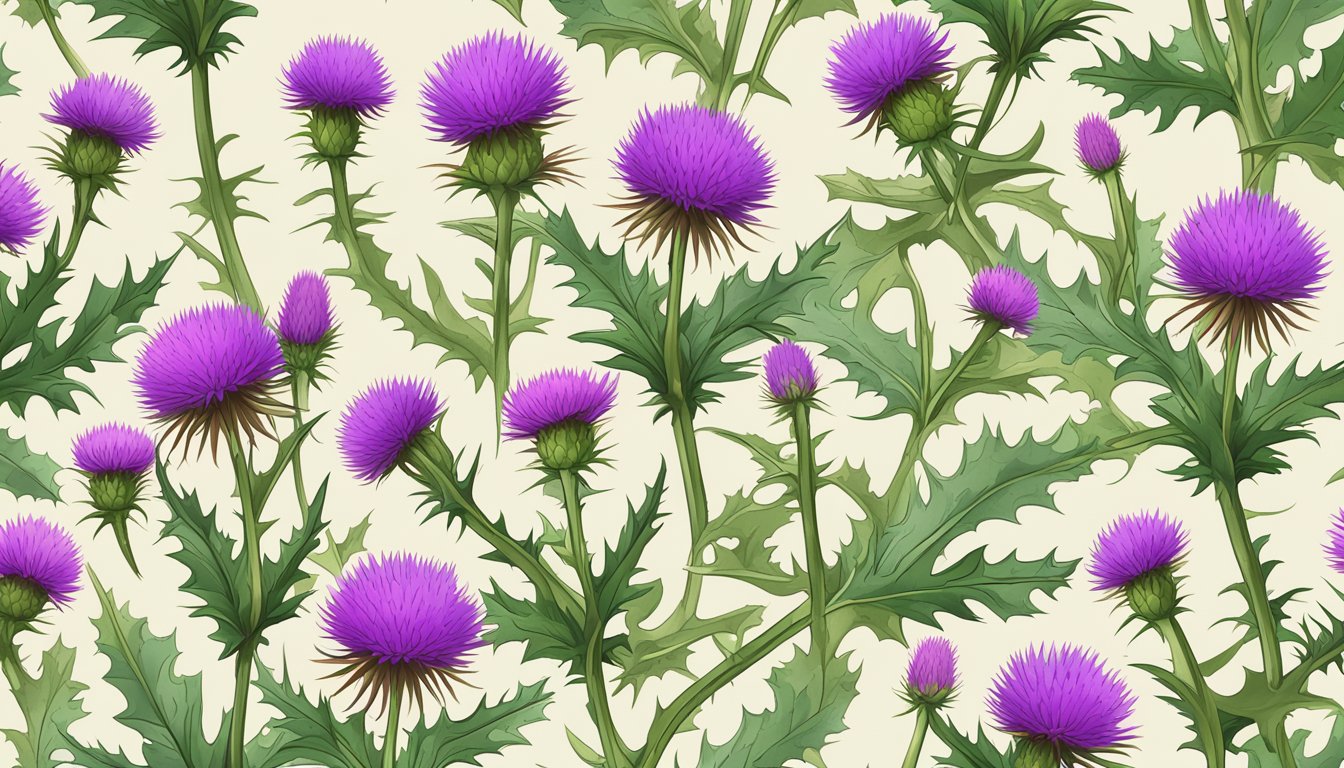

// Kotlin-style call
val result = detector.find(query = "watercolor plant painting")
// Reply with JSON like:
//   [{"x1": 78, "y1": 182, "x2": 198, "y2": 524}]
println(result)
[{"x1": 1, "y1": 0, "x2": 1344, "y2": 766}]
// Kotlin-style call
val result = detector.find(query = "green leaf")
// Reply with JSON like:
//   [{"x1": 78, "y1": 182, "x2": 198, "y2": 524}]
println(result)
[
  {"x1": 74, "y1": 0, "x2": 256, "y2": 73},
  {"x1": 549, "y1": 0, "x2": 725, "y2": 87},
  {"x1": 0, "y1": 428, "x2": 61, "y2": 502},
  {"x1": 177, "y1": 135, "x2": 268, "y2": 298},
  {"x1": 399, "y1": 681, "x2": 553, "y2": 768},
  {"x1": 0, "y1": 44, "x2": 18, "y2": 98},
  {"x1": 1274, "y1": 35, "x2": 1344, "y2": 185},
  {"x1": 1231, "y1": 356, "x2": 1344, "y2": 481},
  {"x1": 257, "y1": 479, "x2": 329, "y2": 641},
  {"x1": 1254, "y1": 0, "x2": 1344, "y2": 81},
  {"x1": 1073, "y1": 27, "x2": 1237, "y2": 130},
  {"x1": 5, "y1": 0, "x2": 69, "y2": 26},
  {"x1": 915, "y1": 0, "x2": 1120, "y2": 78},
  {"x1": 487, "y1": 0, "x2": 523, "y2": 22},
  {"x1": 250, "y1": 664, "x2": 379, "y2": 768},
  {"x1": 482, "y1": 585, "x2": 586, "y2": 673},
  {"x1": 692, "y1": 648, "x2": 858, "y2": 768},
  {"x1": 249, "y1": 414, "x2": 322, "y2": 512},
  {"x1": 68, "y1": 575, "x2": 222, "y2": 768},
  {"x1": 292, "y1": 516, "x2": 372, "y2": 597},
  {"x1": 594, "y1": 463, "x2": 667, "y2": 623},
  {"x1": 928, "y1": 715, "x2": 1012, "y2": 768},
  {"x1": 3, "y1": 640, "x2": 87, "y2": 768}
]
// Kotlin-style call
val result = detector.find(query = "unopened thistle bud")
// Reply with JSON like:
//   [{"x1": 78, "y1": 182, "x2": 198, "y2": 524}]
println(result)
[{"x1": 903, "y1": 637, "x2": 958, "y2": 708}]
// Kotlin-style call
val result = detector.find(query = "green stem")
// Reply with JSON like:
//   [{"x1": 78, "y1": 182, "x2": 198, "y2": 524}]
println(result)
[
  {"x1": 925, "y1": 322, "x2": 1000, "y2": 422},
  {"x1": 227, "y1": 641, "x2": 256, "y2": 768},
  {"x1": 711, "y1": 0, "x2": 752, "y2": 111},
  {"x1": 1222, "y1": 0, "x2": 1276, "y2": 192},
  {"x1": 1101, "y1": 171, "x2": 1135, "y2": 303},
  {"x1": 561, "y1": 470, "x2": 629, "y2": 768},
  {"x1": 490, "y1": 190, "x2": 521, "y2": 428},
  {"x1": 661, "y1": 233, "x2": 711, "y2": 619},
  {"x1": 290, "y1": 372, "x2": 312, "y2": 524},
  {"x1": 950, "y1": 67, "x2": 1013, "y2": 197},
  {"x1": 58, "y1": 178, "x2": 96, "y2": 271},
  {"x1": 381, "y1": 686, "x2": 402, "y2": 768},
  {"x1": 790, "y1": 403, "x2": 828, "y2": 673},
  {"x1": 900, "y1": 707, "x2": 930, "y2": 768},
  {"x1": 190, "y1": 64, "x2": 262, "y2": 312},
  {"x1": 224, "y1": 428, "x2": 260, "y2": 768},
  {"x1": 1154, "y1": 617, "x2": 1226, "y2": 768},
  {"x1": 740, "y1": 0, "x2": 798, "y2": 111},
  {"x1": 37, "y1": 0, "x2": 90, "y2": 78},
  {"x1": 925, "y1": 148, "x2": 996, "y2": 266}
]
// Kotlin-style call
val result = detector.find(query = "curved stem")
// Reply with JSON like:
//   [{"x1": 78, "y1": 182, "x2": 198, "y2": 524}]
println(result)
[
  {"x1": 900, "y1": 707, "x2": 930, "y2": 768},
  {"x1": 290, "y1": 373, "x2": 312, "y2": 523},
  {"x1": 58, "y1": 178, "x2": 96, "y2": 272},
  {"x1": 560, "y1": 470, "x2": 629, "y2": 768},
  {"x1": 1154, "y1": 617, "x2": 1226, "y2": 768},
  {"x1": 380, "y1": 686, "x2": 402, "y2": 768},
  {"x1": 791, "y1": 403, "x2": 828, "y2": 675},
  {"x1": 950, "y1": 68, "x2": 1013, "y2": 197},
  {"x1": 489, "y1": 190, "x2": 521, "y2": 429},
  {"x1": 37, "y1": 0, "x2": 90, "y2": 78},
  {"x1": 224, "y1": 429, "x2": 261, "y2": 768},
  {"x1": 190, "y1": 64, "x2": 262, "y2": 312},
  {"x1": 924, "y1": 322, "x2": 999, "y2": 422},
  {"x1": 740, "y1": 0, "x2": 796, "y2": 111}
]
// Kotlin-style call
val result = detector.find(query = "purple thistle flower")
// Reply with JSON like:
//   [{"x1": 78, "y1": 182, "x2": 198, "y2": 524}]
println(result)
[
  {"x1": 967, "y1": 265, "x2": 1040, "y2": 335},
  {"x1": 613, "y1": 104, "x2": 775, "y2": 255},
  {"x1": 319, "y1": 552, "x2": 484, "y2": 706},
  {"x1": 0, "y1": 516, "x2": 81, "y2": 610},
  {"x1": 988, "y1": 644, "x2": 1136, "y2": 755},
  {"x1": 502, "y1": 368, "x2": 617, "y2": 441},
  {"x1": 281, "y1": 36, "x2": 394, "y2": 116},
  {"x1": 762, "y1": 340, "x2": 819, "y2": 404},
  {"x1": 1088, "y1": 511, "x2": 1187, "y2": 591},
  {"x1": 339, "y1": 378, "x2": 443, "y2": 482},
  {"x1": 1327, "y1": 510, "x2": 1344, "y2": 575},
  {"x1": 1075, "y1": 113, "x2": 1123, "y2": 174},
  {"x1": 1168, "y1": 190, "x2": 1327, "y2": 349},
  {"x1": 0, "y1": 163, "x2": 47, "y2": 253},
  {"x1": 906, "y1": 637, "x2": 958, "y2": 700},
  {"x1": 44, "y1": 73, "x2": 158, "y2": 154},
  {"x1": 421, "y1": 32, "x2": 569, "y2": 145},
  {"x1": 71, "y1": 423, "x2": 155, "y2": 476},
  {"x1": 133, "y1": 304, "x2": 285, "y2": 449},
  {"x1": 825, "y1": 13, "x2": 953, "y2": 122},
  {"x1": 277, "y1": 271, "x2": 335, "y2": 346}
]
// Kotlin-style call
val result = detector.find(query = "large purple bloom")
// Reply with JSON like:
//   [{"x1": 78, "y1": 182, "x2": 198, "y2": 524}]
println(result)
[
  {"x1": 1075, "y1": 113, "x2": 1123, "y2": 174},
  {"x1": 339, "y1": 378, "x2": 443, "y2": 482},
  {"x1": 320, "y1": 552, "x2": 484, "y2": 704},
  {"x1": 825, "y1": 13, "x2": 953, "y2": 122},
  {"x1": 1327, "y1": 510, "x2": 1344, "y2": 575},
  {"x1": 71, "y1": 423, "x2": 155, "y2": 476},
  {"x1": 967, "y1": 265, "x2": 1039, "y2": 335},
  {"x1": 1168, "y1": 190, "x2": 1327, "y2": 348},
  {"x1": 0, "y1": 164, "x2": 47, "y2": 252},
  {"x1": 906, "y1": 637, "x2": 958, "y2": 699},
  {"x1": 421, "y1": 32, "x2": 569, "y2": 145},
  {"x1": 614, "y1": 104, "x2": 775, "y2": 254},
  {"x1": 277, "y1": 271, "x2": 335, "y2": 346},
  {"x1": 44, "y1": 74, "x2": 158, "y2": 154},
  {"x1": 281, "y1": 36, "x2": 394, "y2": 116},
  {"x1": 1089, "y1": 511, "x2": 1187, "y2": 591},
  {"x1": 988, "y1": 644, "x2": 1136, "y2": 754},
  {"x1": 762, "y1": 340, "x2": 819, "y2": 404},
  {"x1": 0, "y1": 516, "x2": 81, "y2": 609},
  {"x1": 502, "y1": 368, "x2": 616, "y2": 441}
]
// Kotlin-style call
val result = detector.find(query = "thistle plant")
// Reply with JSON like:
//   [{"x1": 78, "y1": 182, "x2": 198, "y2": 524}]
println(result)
[
  {"x1": 282, "y1": 36, "x2": 394, "y2": 162},
  {"x1": 899, "y1": 637, "x2": 958, "y2": 768},
  {"x1": 70, "y1": 422, "x2": 156, "y2": 576},
  {"x1": 1075, "y1": 114, "x2": 1135, "y2": 298},
  {"x1": 0, "y1": 516, "x2": 80, "y2": 662},
  {"x1": 318, "y1": 553, "x2": 485, "y2": 768},
  {"x1": 0, "y1": 163, "x2": 47, "y2": 254},
  {"x1": 276, "y1": 270, "x2": 338, "y2": 409}
]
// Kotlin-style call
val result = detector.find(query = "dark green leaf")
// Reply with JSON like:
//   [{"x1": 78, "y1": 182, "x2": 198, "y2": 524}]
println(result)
[
  {"x1": 915, "y1": 0, "x2": 1120, "y2": 78},
  {"x1": 594, "y1": 463, "x2": 667, "y2": 622},
  {"x1": 1231, "y1": 356, "x2": 1344, "y2": 481},
  {"x1": 3, "y1": 640, "x2": 87, "y2": 768},
  {"x1": 400, "y1": 681, "x2": 553, "y2": 768},
  {"x1": 482, "y1": 586, "x2": 586, "y2": 673},
  {"x1": 1255, "y1": 0, "x2": 1344, "y2": 81},
  {"x1": 549, "y1": 0, "x2": 725, "y2": 86},
  {"x1": 1074, "y1": 28, "x2": 1237, "y2": 130},
  {"x1": 929, "y1": 715, "x2": 1012, "y2": 768},
  {"x1": 251, "y1": 665, "x2": 379, "y2": 768},
  {"x1": 74, "y1": 0, "x2": 256, "y2": 73},
  {"x1": 257, "y1": 478, "x2": 329, "y2": 640},
  {"x1": 1274, "y1": 35, "x2": 1344, "y2": 186},
  {"x1": 0, "y1": 427, "x2": 61, "y2": 502}
]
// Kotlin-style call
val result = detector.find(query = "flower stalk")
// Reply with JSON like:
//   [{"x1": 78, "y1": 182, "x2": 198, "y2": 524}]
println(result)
[
  {"x1": 490, "y1": 189, "x2": 521, "y2": 425},
  {"x1": 224, "y1": 427, "x2": 262, "y2": 768},
  {"x1": 899, "y1": 706, "x2": 930, "y2": 768},
  {"x1": 1154, "y1": 616, "x2": 1226, "y2": 767},
  {"x1": 381, "y1": 687, "x2": 402, "y2": 768},
  {"x1": 36, "y1": 0, "x2": 90, "y2": 79},
  {"x1": 790, "y1": 401, "x2": 828, "y2": 673}
]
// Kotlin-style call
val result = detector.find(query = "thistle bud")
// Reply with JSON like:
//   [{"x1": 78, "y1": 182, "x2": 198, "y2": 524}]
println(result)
[
  {"x1": 43, "y1": 74, "x2": 157, "y2": 183},
  {"x1": 60, "y1": 131, "x2": 123, "y2": 179},
  {"x1": 1012, "y1": 740, "x2": 1058, "y2": 768},
  {"x1": 281, "y1": 37, "x2": 395, "y2": 160},
  {"x1": 307, "y1": 106, "x2": 363, "y2": 159},
  {"x1": 1124, "y1": 567, "x2": 1178, "y2": 622},
  {"x1": 503, "y1": 369, "x2": 617, "y2": 472},
  {"x1": 0, "y1": 577, "x2": 48, "y2": 625},
  {"x1": 458, "y1": 127, "x2": 546, "y2": 191},
  {"x1": 884, "y1": 80, "x2": 955, "y2": 143}
]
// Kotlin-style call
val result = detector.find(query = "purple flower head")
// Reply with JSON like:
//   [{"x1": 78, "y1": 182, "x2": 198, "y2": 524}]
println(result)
[
  {"x1": 502, "y1": 368, "x2": 617, "y2": 441},
  {"x1": 762, "y1": 340, "x2": 819, "y2": 404},
  {"x1": 988, "y1": 644, "x2": 1136, "y2": 755},
  {"x1": 0, "y1": 516, "x2": 81, "y2": 609},
  {"x1": 613, "y1": 104, "x2": 775, "y2": 256},
  {"x1": 421, "y1": 32, "x2": 569, "y2": 145},
  {"x1": 1075, "y1": 113, "x2": 1123, "y2": 174},
  {"x1": 1168, "y1": 190, "x2": 1327, "y2": 348},
  {"x1": 967, "y1": 265, "x2": 1040, "y2": 335},
  {"x1": 72, "y1": 423, "x2": 155, "y2": 476},
  {"x1": 826, "y1": 13, "x2": 953, "y2": 122},
  {"x1": 133, "y1": 304, "x2": 285, "y2": 449},
  {"x1": 1088, "y1": 511, "x2": 1187, "y2": 591},
  {"x1": 339, "y1": 378, "x2": 443, "y2": 482},
  {"x1": 0, "y1": 163, "x2": 47, "y2": 252},
  {"x1": 906, "y1": 637, "x2": 958, "y2": 700},
  {"x1": 1327, "y1": 510, "x2": 1344, "y2": 575},
  {"x1": 44, "y1": 74, "x2": 158, "y2": 154},
  {"x1": 320, "y1": 552, "x2": 484, "y2": 706},
  {"x1": 281, "y1": 36, "x2": 394, "y2": 116},
  {"x1": 277, "y1": 271, "x2": 335, "y2": 346}
]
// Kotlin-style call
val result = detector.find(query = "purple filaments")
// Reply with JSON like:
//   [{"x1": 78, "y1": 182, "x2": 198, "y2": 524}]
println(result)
[
  {"x1": 281, "y1": 36, "x2": 395, "y2": 116},
  {"x1": 967, "y1": 265, "x2": 1040, "y2": 335},
  {"x1": 762, "y1": 340, "x2": 819, "y2": 404},
  {"x1": 1327, "y1": 510, "x2": 1344, "y2": 575},
  {"x1": 420, "y1": 32, "x2": 569, "y2": 145},
  {"x1": 906, "y1": 636, "x2": 958, "y2": 699},
  {"x1": 71, "y1": 423, "x2": 155, "y2": 476},
  {"x1": 1075, "y1": 113, "x2": 1123, "y2": 173},
  {"x1": 0, "y1": 516, "x2": 82, "y2": 608},
  {"x1": 825, "y1": 13, "x2": 953, "y2": 122},
  {"x1": 1088, "y1": 511, "x2": 1188, "y2": 591},
  {"x1": 338, "y1": 378, "x2": 443, "y2": 481},
  {"x1": 988, "y1": 644, "x2": 1136, "y2": 754},
  {"x1": 277, "y1": 271, "x2": 336, "y2": 346},
  {"x1": 44, "y1": 73, "x2": 158, "y2": 154},
  {"x1": 0, "y1": 164, "x2": 47, "y2": 252},
  {"x1": 502, "y1": 369, "x2": 617, "y2": 441}
]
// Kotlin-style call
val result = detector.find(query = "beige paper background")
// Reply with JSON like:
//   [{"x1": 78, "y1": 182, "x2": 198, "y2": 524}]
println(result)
[{"x1": 2, "y1": 0, "x2": 1343, "y2": 765}]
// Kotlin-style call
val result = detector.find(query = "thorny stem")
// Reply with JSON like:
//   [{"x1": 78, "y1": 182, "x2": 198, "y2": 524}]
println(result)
[
  {"x1": 225, "y1": 429, "x2": 260, "y2": 768},
  {"x1": 560, "y1": 470, "x2": 630, "y2": 768},
  {"x1": 900, "y1": 707, "x2": 931, "y2": 768},
  {"x1": 37, "y1": 0, "x2": 90, "y2": 78},
  {"x1": 790, "y1": 403, "x2": 828, "y2": 677},
  {"x1": 1154, "y1": 617, "x2": 1226, "y2": 768},
  {"x1": 490, "y1": 190, "x2": 521, "y2": 431},
  {"x1": 740, "y1": 0, "x2": 800, "y2": 111},
  {"x1": 711, "y1": 0, "x2": 753, "y2": 111},
  {"x1": 380, "y1": 685, "x2": 402, "y2": 768}
]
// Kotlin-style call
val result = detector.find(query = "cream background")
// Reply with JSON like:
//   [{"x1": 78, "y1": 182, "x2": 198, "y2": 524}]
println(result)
[{"x1": 1, "y1": 0, "x2": 1343, "y2": 765}]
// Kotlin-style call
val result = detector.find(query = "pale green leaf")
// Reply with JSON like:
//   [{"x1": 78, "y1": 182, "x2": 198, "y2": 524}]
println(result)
[{"x1": 0, "y1": 428, "x2": 61, "y2": 502}]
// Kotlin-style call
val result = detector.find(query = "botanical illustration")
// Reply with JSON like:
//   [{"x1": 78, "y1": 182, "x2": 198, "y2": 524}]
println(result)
[{"x1": 0, "y1": 0, "x2": 1342, "y2": 766}]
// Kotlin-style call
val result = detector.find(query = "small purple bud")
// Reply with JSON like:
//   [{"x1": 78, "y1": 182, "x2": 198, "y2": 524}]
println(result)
[
  {"x1": 277, "y1": 271, "x2": 335, "y2": 346},
  {"x1": 762, "y1": 339, "x2": 819, "y2": 404},
  {"x1": 338, "y1": 378, "x2": 443, "y2": 482},
  {"x1": 905, "y1": 637, "x2": 957, "y2": 706},
  {"x1": 1074, "y1": 113, "x2": 1123, "y2": 174},
  {"x1": 967, "y1": 265, "x2": 1039, "y2": 335},
  {"x1": 0, "y1": 163, "x2": 48, "y2": 253}
]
